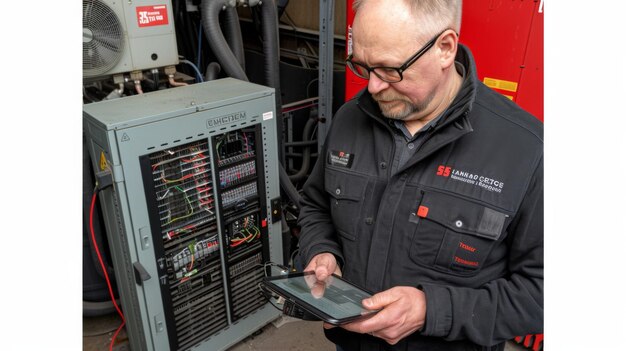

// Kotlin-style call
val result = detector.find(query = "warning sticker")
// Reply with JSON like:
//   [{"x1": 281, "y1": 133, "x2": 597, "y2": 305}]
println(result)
[
  {"x1": 99, "y1": 151, "x2": 108, "y2": 171},
  {"x1": 136, "y1": 5, "x2": 169, "y2": 27},
  {"x1": 483, "y1": 77, "x2": 518, "y2": 92}
]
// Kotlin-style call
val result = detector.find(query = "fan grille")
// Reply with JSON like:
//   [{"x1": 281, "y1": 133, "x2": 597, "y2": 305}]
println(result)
[{"x1": 83, "y1": 0, "x2": 124, "y2": 77}]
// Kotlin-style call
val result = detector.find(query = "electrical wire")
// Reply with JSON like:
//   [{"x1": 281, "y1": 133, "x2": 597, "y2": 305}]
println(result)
[
  {"x1": 242, "y1": 131, "x2": 250, "y2": 153},
  {"x1": 187, "y1": 242, "x2": 195, "y2": 270},
  {"x1": 196, "y1": 21, "x2": 203, "y2": 72},
  {"x1": 90, "y1": 187, "x2": 126, "y2": 351},
  {"x1": 215, "y1": 137, "x2": 224, "y2": 161},
  {"x1": 164, "y1": 186, "x2": 194, "y2": 225},
  {"x1": 257, "y1": 282, "x2": 284, "y2": 312},
  {"x1": 289, "y1": 248, "x2": 300, "y2": 271},
  {"x1": 179, "y1": 59, "x2": 204, "y2": 83},
  {"x1": 159, "y1": 171, "x2": 196, "y2": 184},
  {"x1": 182, "y1": 152, "x2": 205, "y2": 163},
  {"x1": 258, "y1": 261, "x2": 292, "y2": 311}
]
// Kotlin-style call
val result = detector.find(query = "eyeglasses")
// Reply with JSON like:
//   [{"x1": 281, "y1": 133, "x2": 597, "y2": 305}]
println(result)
[{"x1": 345, "y1": 29, "x2": 450, "y2": 83}]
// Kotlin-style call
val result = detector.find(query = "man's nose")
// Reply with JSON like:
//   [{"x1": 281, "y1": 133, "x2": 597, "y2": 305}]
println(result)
[{"x1": 367, "y1": 73, "x2": 390, "y2": 95}]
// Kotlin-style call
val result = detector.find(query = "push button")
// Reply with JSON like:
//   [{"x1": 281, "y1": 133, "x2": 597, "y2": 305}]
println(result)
[
  {"x1": 335, "y1": 188, "x2": 341, "y2": 195},
  {"x1": 365, "y1": 217, "x2": 374, "y2": 225},
  {"x1": 455, "y1": 220, "x2": 463, "y2": 228},
  {"x1": 380, "y1": 162, "x2": 387, "y2": 169}
]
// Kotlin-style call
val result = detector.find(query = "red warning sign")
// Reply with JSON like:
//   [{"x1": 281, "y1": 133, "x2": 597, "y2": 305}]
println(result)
[{"x1": 136, "y1": 5, "x2": 169, "y2": 27}]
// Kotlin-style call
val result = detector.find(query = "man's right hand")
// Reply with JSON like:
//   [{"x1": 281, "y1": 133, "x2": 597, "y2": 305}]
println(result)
[
  {"x1": 303, "y1": 253, "x2": 343, "y2": 329},
  {"x1": 303, "y1": 252, "x2": 342, "y2": 281}
]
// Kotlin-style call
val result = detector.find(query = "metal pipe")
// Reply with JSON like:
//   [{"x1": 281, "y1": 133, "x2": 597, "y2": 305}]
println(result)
[{"x1": 168, "y1": 74, "x2": 188, "y2": 87}]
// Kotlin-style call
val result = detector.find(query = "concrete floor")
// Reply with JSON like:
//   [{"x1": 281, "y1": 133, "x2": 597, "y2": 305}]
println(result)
[{"x1": 83, "y1": 312, "x2": 532, "y2": 351}]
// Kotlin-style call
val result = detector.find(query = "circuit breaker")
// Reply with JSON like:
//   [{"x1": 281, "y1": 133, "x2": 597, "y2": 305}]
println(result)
[{"x1": 83, "y1": 78, "x2": 284, "y2": 351}]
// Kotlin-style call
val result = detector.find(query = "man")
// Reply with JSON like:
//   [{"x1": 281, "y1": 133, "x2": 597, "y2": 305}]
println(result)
[{"x1": 296, "y1": 0, "x2": 543, "y2": 350}]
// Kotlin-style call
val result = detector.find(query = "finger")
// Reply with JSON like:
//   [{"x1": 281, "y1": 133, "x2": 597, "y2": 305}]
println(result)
[
  {"x1": 310, "y1": 280, "x2": 326, "y2": 299},
  {"x1": 362, "y1": 289, "x2": 399, "y2": 310},
  {"x1": 314, "y1": 262, "x2": 330, "y2": 281},
  {"x1": 323, "y1": 322, "x2": 336, "y2": 329},
  {"x1": 315, "y1": 254, "x2": 338, "y2": 281},
  {"x1": 340, "y1": 313, "x2": 382, "y2": 334}
]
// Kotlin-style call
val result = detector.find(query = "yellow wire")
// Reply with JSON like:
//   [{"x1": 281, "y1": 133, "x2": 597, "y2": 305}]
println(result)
[{"x1": 164, "y1": 186, "x2": 194, "y2": 225}]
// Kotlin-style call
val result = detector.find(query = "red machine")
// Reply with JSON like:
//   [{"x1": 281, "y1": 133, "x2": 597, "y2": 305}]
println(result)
[
  {"x1": 345, "y1": 0, "x2": 544, "y2": 121},
  {"x1": 344, "y1": 1, "x2": 544, "y2": 350}
]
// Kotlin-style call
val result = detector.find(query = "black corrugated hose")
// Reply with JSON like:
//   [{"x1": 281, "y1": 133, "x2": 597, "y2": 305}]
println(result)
[
  {"x1": 201, "y1": 0, "x2": 248, "y2": 81},
  {"x1": 221, "y1": 6, "x2": 246, "y2": 70},
  {"x1": 259, "y1": 0, "x2": 285, "y2": 166}
]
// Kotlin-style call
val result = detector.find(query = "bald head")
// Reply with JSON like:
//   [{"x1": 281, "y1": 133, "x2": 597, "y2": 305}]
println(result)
[{"x1": 352, "y1": 0, "x2": 462, "y2": 40}]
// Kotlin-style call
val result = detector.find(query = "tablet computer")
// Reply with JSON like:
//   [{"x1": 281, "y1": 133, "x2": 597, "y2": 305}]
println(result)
[{"x1": 262, "y1": 271, "x2": 379, "y2": 325}]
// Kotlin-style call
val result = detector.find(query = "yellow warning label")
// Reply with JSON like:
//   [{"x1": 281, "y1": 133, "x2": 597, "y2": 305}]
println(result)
[
  {"x1": 483, "y1": 77, "x2": 518, "y2": 92},
  {"x1": 99, "y1": 151, "x2": 108, "y2": 171}
]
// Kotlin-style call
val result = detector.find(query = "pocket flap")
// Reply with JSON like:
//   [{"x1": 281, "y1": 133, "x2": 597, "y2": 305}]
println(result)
[
  {"x1": 418, "y1": 190, "x2": 508, "y2": 240},
  {"x1": 324, "y1": 170, "x2": 367, "y2": 201}
]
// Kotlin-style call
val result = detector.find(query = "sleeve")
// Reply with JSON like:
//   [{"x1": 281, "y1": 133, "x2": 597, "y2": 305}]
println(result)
[
  {"x1": 419, "y1": 156, "x2": 544, "y2": 346},
  {"x1": 296, "y1": 125, "x2": 345, "y2": 269}
]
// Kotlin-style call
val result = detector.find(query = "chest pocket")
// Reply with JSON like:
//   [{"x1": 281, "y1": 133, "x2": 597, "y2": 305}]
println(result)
[
  {"x1": 325, "y1": 169, "x2": 368, "y2": 240},
  {"x1": 410, "y1": 190, "x2": 510, "y2": 276}
]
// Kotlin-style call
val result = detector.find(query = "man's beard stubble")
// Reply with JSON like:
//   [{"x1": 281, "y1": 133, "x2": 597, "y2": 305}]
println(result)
[{"x1": 373, "y1": 91, "x2": 435, "y2": 121}]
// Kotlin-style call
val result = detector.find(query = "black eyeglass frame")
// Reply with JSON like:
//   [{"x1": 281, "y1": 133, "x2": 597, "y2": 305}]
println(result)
[{"x1": 345, "y1": 29, "x2": 453, "y2": 83}]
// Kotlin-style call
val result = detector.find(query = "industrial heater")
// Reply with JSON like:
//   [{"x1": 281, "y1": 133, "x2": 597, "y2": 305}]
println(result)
[{"x1": 83, "y1": 78, "x2": 284, "y2": 351}]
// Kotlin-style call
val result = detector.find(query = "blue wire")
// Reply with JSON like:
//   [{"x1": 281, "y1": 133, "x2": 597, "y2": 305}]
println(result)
[
  {"x1": 197, "y1": 21, "x2": 203, "y2": 75},
  {"x1": 180, "y1": 59, "x2": 204, "y2": 83}
]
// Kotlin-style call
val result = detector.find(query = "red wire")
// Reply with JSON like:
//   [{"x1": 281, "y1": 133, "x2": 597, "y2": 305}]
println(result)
[{"x1": 90, "y1": 190, "x2": 126, "y2": 351}]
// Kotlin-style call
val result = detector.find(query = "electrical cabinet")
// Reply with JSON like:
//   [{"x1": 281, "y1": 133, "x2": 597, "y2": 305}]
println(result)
[{"x1": 83, "y1": 78, "x2": 284, "y2": 351}]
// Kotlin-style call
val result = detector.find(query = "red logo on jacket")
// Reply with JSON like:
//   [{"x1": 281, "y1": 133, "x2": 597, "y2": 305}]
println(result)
[{"x1": 436, "y1": 165, "x2": 451, "y2": 177}]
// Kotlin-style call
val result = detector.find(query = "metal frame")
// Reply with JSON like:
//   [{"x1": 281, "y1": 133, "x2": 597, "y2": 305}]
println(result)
[{"x1": 317, "y1": 0, "x2": 335, "y2": 153}]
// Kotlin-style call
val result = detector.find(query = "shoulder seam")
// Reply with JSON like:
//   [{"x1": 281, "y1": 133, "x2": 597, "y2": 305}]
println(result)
[{"x1": 473, "y1": 99, "x2": 543, "y2": 143}]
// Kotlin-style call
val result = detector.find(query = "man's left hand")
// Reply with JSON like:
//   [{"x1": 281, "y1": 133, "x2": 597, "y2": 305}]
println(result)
[{"x1": 328, "y1": 286, "x2": 427, "y2": 345}]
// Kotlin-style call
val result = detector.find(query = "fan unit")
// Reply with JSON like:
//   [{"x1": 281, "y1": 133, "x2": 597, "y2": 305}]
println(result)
[{"x1": 83, "y1": 0, "x2": 179, "y2": 79}]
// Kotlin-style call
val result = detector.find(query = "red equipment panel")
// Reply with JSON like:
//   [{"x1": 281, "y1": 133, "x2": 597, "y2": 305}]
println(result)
[
  {"x1": 344, "y1": 0, "x2": 544, "y2": 121},
  {"x1": 344, "y1": 3, "x2": 367, "y2": 101},
  {"x1": 459, "y1": 0, "x2": 543, "y2": 121}
]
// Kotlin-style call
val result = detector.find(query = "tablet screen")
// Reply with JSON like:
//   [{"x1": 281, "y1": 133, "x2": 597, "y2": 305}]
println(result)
[{"x1": 264, "y1": 272, "x2": 375, "y2": 323}]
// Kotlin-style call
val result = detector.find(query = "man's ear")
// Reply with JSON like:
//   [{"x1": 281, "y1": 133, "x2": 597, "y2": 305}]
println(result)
[{"x1": 437, "y1": 30, "x2": 458, "y2": 69}]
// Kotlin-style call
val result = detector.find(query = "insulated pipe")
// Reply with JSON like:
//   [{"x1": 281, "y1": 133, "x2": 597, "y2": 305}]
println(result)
[
  {"x1": 259, "y1": 0, "x2": 284, "y2": 165},
  {"x1": 205, "y1": 62, "x2": 222, "y2": 81},
  {"x1": 134, "y1": 80, "x2": 144, "y2": 94},
  {"x1": 288, "y1": 116, "x2": 316, "y2": 183},
  {"x1": 221, "y1": 6, "x2": 246, "y2": 70},
  {"x1": 168, "y1": 74, "x2": 189, "y2": 87},
  {"x1": 201, "y1": 0, "x2": 248, "y2": 81}
]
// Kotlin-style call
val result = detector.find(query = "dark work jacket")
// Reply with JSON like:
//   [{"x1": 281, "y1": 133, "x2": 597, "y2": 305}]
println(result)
[{"x1": 297, "y1": 44, "x2": 543, "y2": 351}]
